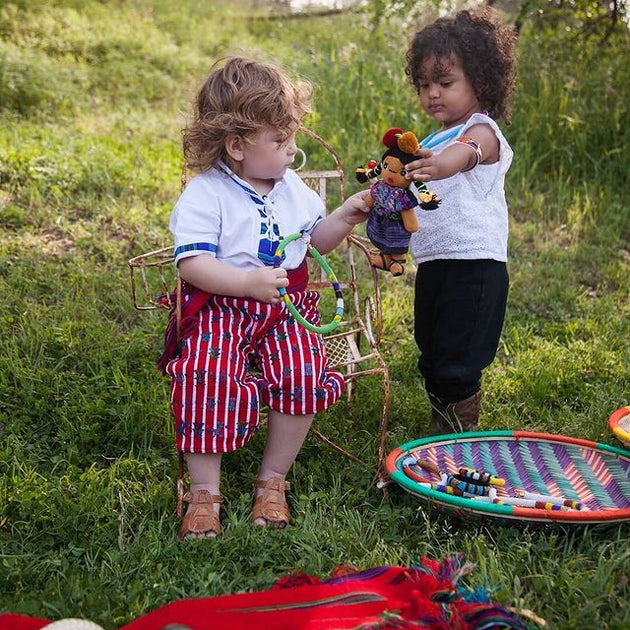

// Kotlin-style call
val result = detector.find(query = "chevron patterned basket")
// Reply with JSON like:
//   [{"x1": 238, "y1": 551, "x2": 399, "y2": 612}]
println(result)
[{"x1": 386, "y1": 431, "x2": 630, "y2": 524}]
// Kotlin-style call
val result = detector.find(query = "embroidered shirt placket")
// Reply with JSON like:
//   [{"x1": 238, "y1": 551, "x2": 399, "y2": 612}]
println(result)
[{"x1": 223, "y1": 167, "x2": 284, "y2": 266}]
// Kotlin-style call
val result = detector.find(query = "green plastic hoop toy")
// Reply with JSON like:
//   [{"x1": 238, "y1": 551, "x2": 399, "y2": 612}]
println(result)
[{"x1": 273, "y1": 232, "x2": 343, "y2": 334}]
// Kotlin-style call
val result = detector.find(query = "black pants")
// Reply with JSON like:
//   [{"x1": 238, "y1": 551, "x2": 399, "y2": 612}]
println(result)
[{"x1": 414, "y1": 259, "x2": 508, "y2": 404}]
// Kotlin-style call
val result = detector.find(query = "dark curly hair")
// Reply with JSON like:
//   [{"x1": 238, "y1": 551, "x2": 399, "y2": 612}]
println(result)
[{"x1": 405, "y1": 8, "x2": 517, "y2": 123}]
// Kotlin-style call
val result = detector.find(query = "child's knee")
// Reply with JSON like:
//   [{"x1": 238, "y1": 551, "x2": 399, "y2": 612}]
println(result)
[{"x1": 262, "y1": 369, "x2": 344, "y2": 414}]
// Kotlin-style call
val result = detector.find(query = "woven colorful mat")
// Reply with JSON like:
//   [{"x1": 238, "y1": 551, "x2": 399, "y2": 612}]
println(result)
[
  {"x1": 387, "y1": 430, "x2": 630, "y2": 524},
  {"x1": 0, "y1": 556, "x2": 530, "y2": 629}
]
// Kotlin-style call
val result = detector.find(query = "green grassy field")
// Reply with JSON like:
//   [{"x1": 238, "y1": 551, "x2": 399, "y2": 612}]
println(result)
[{"x1": 1, "y1": 1, "x2": 629, "y2": 628}]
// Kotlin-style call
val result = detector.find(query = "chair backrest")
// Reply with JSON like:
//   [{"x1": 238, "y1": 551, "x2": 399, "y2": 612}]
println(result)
[{"x1": 128, "y1": 128, "x2": 383, "y2": 341}]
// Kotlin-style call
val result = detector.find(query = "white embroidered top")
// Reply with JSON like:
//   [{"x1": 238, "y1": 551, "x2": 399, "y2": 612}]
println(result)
[
  {"x1": 409, "y1": 113, "x2": 513, "y2": 264},
  {"x1": 170, "y1": 164, "x2": 324, "y2": 269}
]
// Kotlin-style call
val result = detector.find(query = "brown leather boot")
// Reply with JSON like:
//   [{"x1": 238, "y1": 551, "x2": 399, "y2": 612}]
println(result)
[{"x1": 428, "y1": 391, "x2": 481, "y2": 434}]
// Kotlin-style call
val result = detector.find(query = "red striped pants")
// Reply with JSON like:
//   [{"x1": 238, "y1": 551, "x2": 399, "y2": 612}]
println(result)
[{"x1": 165, "y1": 291, "x2": 344, "y2": 453}]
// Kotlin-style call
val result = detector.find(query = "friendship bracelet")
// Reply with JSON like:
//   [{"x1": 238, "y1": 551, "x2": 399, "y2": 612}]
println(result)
[{"x1": 456, "y1": 136, "x2": 483, "y2": 171}]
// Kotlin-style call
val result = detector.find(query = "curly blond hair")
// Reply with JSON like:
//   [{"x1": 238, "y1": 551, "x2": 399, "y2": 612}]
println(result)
[{"x1": 183, "y1": 57, "x2": 312, "y2": 173}]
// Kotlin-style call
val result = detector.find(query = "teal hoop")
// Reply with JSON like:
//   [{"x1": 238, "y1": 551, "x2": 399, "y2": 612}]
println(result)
[{"x1": 273, "y1": 232, "x2": 343, "y2": 335}]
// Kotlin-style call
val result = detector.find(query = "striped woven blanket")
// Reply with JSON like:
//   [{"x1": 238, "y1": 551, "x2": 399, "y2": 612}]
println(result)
[{"x1": 0, "y1": 555, "x2": 529, "y2": 629}]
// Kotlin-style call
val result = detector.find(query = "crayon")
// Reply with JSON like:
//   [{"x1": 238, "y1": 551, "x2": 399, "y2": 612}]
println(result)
[
  {"x1": 515, "y1": 489, "x2": 583, "y2": 510},
  {"x1": 458, "y1": 467, "x2": 506, "y2": 487}
]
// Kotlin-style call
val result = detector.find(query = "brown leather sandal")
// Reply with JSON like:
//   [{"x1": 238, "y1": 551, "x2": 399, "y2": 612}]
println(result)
[
  {"x1": 178, "y1": 490, "x2": 222, "y2": 542},
  {"x1": 388, "y1": 257, "x2": 406, "y2": 277},
  {"x1": 251, "y1": 478, "x2": 291, "y2": 529}
]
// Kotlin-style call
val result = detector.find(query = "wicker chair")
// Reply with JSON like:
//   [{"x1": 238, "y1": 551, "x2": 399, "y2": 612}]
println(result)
[{"x1": 128, "y1": 128, "x2": 391, "y2": 507}]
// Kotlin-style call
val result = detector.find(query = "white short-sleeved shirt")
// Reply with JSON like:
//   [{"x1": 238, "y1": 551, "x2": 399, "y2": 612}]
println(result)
[
  {"x1": 410, "y1": 113, "x2": 513, "y2": 264},
  {"x1": 170, "y1": 164, "x2": 324, "y2": 269}
]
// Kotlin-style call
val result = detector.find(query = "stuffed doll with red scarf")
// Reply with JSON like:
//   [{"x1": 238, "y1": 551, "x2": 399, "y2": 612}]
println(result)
[{"x1": 356, "y1": 128, "x2": 439, "y2": 276}]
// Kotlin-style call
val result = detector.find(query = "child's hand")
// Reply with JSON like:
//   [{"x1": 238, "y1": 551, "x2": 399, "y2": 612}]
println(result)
[
  {"x1": 246, "y1": 267, "x2": 289, "y2": 303},
  {"x1": 339, "y1": 191, "x2": 372, "y2": 226},
  {"x1": 406, "y1": 127, "x2": 496, "y2": 181},
  {"x1": 309, "y1": 192, "x2": 371, "y2": 255},
  {"x1": 404, "y1": 148, "x2": 440, "y2": 182}
]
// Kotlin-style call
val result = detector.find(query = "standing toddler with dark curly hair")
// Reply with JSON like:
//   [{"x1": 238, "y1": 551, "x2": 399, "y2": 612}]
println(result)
[{"x1": 403, "y1": 9, "x2": 517, "y2": 434}]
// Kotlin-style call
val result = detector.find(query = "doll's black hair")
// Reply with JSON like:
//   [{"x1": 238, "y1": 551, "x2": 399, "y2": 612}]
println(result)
[
  {"x1": 382, "y1": 145, "x2": 417, "y2": 166},
  {"x1": 356, "y1": 146, "x2": 417, "y2": 183}
]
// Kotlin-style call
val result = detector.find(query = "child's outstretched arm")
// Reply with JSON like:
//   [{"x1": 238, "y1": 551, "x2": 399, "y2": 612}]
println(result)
[
  {"x1": 310, "y1": 191, "x2": 370, "y2": 255},
  {"x1": 178, "y1": 255, "x2": 289, "y2": 304},
  {"x1": 405, "y1": 124, "x2": 499, "y2": 182}
]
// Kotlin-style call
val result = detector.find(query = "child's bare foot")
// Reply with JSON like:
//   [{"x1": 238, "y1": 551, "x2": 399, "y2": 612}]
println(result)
[
  {"x1": 178, "y1": 490, "x2": 222, "y2": 541},
  {"x1": 251, "y1": 478, "x2": 290, "y2": 528}
]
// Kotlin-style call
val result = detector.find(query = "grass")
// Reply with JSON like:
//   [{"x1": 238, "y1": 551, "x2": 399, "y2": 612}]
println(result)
[{"x1": 1, "y1": 1, "x2": 630, "y2": 628}]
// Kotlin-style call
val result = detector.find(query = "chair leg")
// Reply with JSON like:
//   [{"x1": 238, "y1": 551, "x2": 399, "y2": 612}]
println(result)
[
  {"x1": 176, "y1": 452, "x2": 186, "y2": 519},
  {"x1": 311, "y1": 359, "x2": 392, "y2": 488},
  {"x1": 310, "y1": 427, "x2": 368, "y2": 466},
  {"x1": 345, "y1": 371, "x2": 355, "y2": 408},
  {"x1": 375, "y1": 362, "x2": 392, "y2": 491}
]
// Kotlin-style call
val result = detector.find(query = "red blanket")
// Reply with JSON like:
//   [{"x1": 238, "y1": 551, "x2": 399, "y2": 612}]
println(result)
[{"x1": 0, "y1": 557, "x2": 527, "y2": 630}]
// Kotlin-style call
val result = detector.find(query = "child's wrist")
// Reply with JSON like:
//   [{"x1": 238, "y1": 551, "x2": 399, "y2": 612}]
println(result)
[
  {"x1": 338, "y1": 202, "x2": 354, "y2": 223},
  {"x1": 342, "y1": 205, "x2": 360, "y2": 228},
  {"x1": 240, "y1": 269, "x2": 258, "y2": 297}
]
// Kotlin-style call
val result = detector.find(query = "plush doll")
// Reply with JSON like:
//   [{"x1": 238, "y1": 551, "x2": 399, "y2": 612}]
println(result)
[{"x1": 356, "y1": 128, "x2": 440, "y2": 276}]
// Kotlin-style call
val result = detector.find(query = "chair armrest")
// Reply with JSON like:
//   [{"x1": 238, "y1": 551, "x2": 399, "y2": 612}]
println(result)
[
  {"x1": 345, "y1": 233, "x2": 383, "y2": 346},
  {"x1": 128, "y1": 246, "x2": 175, "y2": 311}
]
